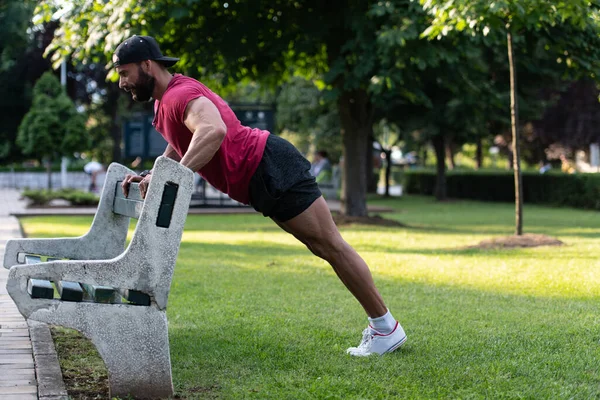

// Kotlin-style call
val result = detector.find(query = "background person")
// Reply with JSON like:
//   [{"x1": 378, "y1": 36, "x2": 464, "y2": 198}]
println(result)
[
  {"x1": 310, "y1": 150, "x2": 332, "y2": 183},
  {"x1": 83, "y1": 159, "x2": 103, "y2": 192}
]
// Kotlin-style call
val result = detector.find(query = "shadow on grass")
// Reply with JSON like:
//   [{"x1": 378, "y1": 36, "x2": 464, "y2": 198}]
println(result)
[
  {"x1": 179, "y1": 236, "x2": 595, "y2": 264},
  {"x1": 178, "y1": 240, "x2": 310, "y2": 259},
  {"x1": 399, "y1": 223, "x2": 600, "y2": 239},
  {"x1": 186, "y1": 211, "x2": 599, "y2": 240}
]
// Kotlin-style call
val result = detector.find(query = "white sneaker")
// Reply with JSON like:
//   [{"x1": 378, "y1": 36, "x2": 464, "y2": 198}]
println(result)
[{"x1": 346, "y1": 321, "x2": 407, "y2": 356}]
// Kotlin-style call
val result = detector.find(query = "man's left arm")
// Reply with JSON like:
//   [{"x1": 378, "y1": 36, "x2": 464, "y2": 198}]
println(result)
[{"x1": 179, "y1": 97, "x2": 227, "y2": 172}]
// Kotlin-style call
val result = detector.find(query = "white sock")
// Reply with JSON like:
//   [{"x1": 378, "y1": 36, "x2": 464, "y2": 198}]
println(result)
[{"x1": 368, "y1": 309, "x2": 396, "y2": 334}]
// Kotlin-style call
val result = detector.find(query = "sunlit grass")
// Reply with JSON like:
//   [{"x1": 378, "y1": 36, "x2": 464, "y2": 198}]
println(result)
[{"x1": 19, "y1": 195, "x2": 600, "y2": 399}]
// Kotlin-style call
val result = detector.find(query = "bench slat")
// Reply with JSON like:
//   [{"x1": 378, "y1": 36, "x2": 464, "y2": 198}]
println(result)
[
  {"x1": 24, "y1": 255, "x2": 42, "y2": 264},
  {"x1": 56, "y1": 281, "x2": 84, "y2": 302},
  {"x1": 119, "y1": 289, "x2": 151, "y2": 306},
  {"x1": 81, "y1": 283, "x2": 120, "y2": 303},
  {"x1": 48, "y1": 257, "x2": 84, "y2": 302},
  {"x1": 28, "y1": 279, "x2": 54, "y2": 299},
  {"x1": 25, "y1": 255, "x2": 85, "y2": 302},
  {"x1": 25, "y1": 254, "x2": 121, "y2": 304},
  {"x1": 24, "y1": 256, "x2": 55, "y2": 299}
]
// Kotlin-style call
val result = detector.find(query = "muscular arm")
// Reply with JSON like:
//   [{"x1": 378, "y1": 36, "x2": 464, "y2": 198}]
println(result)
[
  {"x1": 141, "y1": 145, "x2": 180, "y2": 177},
  {"x1": 163, "y1": 144, "x2": 182, "y2": 162},
  {"x1": 179, "y1": 97, "x2": 227, "y2": 172}
]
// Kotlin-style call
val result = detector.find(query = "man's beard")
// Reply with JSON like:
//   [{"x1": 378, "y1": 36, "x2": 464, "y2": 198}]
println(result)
[{"x1": 131, "y1": 67, "x2": 156, "y2": 102}]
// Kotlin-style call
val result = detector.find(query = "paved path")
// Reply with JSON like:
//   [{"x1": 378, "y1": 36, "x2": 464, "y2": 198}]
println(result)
[
  {"x1": 0, "y1": 190, "x2": 38, "y2": 399},
  {"x1": 0, "y1": 190, "x2": 68, "y2": 399}
]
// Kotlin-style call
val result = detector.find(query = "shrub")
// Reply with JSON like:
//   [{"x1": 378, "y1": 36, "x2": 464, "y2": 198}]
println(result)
[
  {"x1": 21, "y1": 189, "x2": 99, "y2": 207},
  {"x1": 21, "y1": 189, "x2": 56, "y2": 206},
  {"x1": 59, "y1": 190, "x2": 99, "y2": 206}
]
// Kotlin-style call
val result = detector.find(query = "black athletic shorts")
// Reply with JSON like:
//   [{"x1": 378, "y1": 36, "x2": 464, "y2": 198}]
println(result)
[{"x1": 248, "y1": 134, "x2": 322, "y2": 222}]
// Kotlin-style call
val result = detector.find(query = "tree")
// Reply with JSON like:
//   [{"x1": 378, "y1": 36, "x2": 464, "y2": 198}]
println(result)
[
  {"x1": 369, "y1": 0, "x2": 498, "y2": 200},
  {"x1": 420, "y1": 0, "x2": 600, "y2": 234},
  {"x1": 535, "y1": 79, "x2": 600, "y2": 151},
  {"x1": 17, "y1": 72, "x2": 88, "y2": 188},
  {"x1": 37, "y1": 0, "x2": 423, "y2": 216},
  {"x1": 276, "y1": 77, "x2": 342, "y2": 161},
  {"x1": 0, "y1": 0, "x2": 56, "y2": 163}
]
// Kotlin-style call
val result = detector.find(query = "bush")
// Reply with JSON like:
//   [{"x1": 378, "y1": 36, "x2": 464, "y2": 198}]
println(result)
[
  {"x1": 21, "y1": 189, "x2": 56, "y2": 206},
  {"x1": 58, "y1": 190, "x2": 100, "y2": 206},
  {"x1": 21, "y1": 189, "x2": 99, "y2": 207},
  {"x1": 404, "y1": 170, "x2": 600, "y2": 210}
]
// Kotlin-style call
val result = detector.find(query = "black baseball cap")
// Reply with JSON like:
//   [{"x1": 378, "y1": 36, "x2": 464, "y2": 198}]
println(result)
[{"x1": 113, "y1": 35, "x2": 179, "y2": 68}]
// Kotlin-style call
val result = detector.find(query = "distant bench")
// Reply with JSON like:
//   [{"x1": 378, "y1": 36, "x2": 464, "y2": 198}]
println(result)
[{"x1": 3, "y1": 156, "x2": 194, "y2": 399}]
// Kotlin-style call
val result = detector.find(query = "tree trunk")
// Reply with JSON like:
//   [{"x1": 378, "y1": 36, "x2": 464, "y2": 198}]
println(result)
[
  {"x1": 384, "y1": 149, "x2": 392, "y2": 197},
  {"x1": 421, "y1": 147, "x2": 428, "y2": 167},
  {"x1": 507, "y1": 31, "x2": 523, "y2": 236},
  {"x1": 432, "y1": 135, "x2": 447, "y2": 201},
  {"x1": 338, "y1": 89, "x2": 372, "y2": 216},
  {"x1": 446, "y1": 138, "x2": 456, "y2": 170},
  {"x1": 366, "y1": 137, "x2": 378, "y2": 193},
  {"x1": 475, "y1": 137, "x2": 483, "y2": 169}
]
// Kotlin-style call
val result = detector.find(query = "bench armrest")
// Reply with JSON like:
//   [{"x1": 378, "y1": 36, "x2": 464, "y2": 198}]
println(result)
[{"x1": 3, "y1": 236, "x2": 122, "y2": 269}]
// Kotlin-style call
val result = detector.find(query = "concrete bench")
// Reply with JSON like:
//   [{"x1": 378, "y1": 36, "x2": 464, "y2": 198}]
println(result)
[{"x1": 3, "y1": 156, "x2": 194, "y2": 399}]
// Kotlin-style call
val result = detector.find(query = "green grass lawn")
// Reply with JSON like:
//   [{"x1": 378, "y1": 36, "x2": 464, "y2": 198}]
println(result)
[{"x1": 19, "y1": 196, "x2": 600, "y2": 399}]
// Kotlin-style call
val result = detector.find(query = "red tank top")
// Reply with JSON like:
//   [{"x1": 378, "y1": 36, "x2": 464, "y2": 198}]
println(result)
[{"x1": 153, "y1": 74, "x2": 269, "y2": 204}]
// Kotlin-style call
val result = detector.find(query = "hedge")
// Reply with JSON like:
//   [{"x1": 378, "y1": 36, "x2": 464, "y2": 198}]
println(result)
[
  {"x1": 21, "y1": 188, "x2": 99, "y2": 207},
  {"x1": 403, "y1": 170, "x2": 600, "y2": 210}
]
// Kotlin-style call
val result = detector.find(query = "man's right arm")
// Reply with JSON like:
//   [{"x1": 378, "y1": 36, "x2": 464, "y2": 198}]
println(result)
[{"x1": 163, "y1": 144, "x2": 182, "y2": 162}]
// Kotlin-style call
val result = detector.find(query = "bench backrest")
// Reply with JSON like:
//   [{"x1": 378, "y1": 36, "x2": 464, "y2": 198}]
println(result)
[{"x1": 5, "y1": 156, "x2": 194, "y2": 310}]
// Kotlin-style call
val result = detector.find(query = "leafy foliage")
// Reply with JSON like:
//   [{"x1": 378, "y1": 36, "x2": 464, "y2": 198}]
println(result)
[
  {"x1": 276, "y1": 77, "x2": 341, "y2": 161},
  {"x1": 36, "y1": 0, "x2": 388, "y2": 215},
  {"x1": 17, "y1": 72, "x2": 89, "y2": 163},
  {"x1": 534, "y1": 80, "x2": 600, "y2": 149},
  {"x1": 0, "y1": 0, "x2": 57, "y2": 162},
  {"x1": 420, "y1": 0, "x2": 600, "y2": 77},
  {"x1": 421, "y1": 0, "x2": 599, "y2": 36}
]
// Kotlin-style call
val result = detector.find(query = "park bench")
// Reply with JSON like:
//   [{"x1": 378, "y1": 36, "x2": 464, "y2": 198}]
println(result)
[{"x1": 3, "y1": 156, "x2": 194, "y2": 399}]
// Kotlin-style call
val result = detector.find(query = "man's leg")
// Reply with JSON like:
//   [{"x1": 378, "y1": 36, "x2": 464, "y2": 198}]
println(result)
[
  {"x1": 275, "y1": 196, "x2": 386, "y2": 318},
  {"x1": 275, "y1": 196, "x2": 407, "y2": 355},
  {"x1": 248, "y1": 134, "x2": 406, "y2": 355}
]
